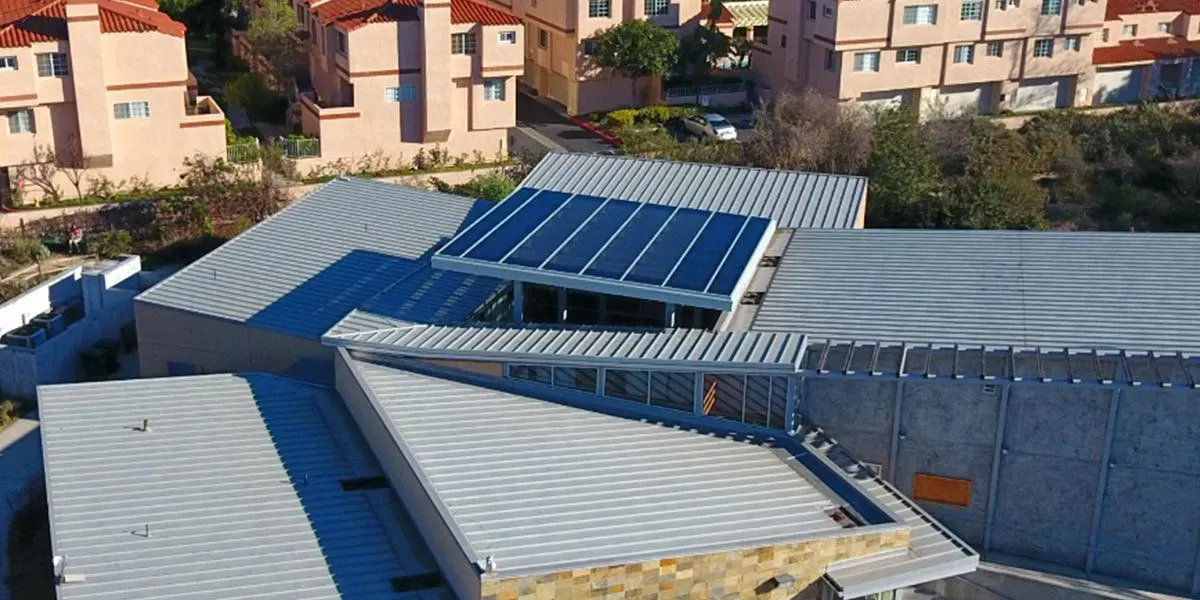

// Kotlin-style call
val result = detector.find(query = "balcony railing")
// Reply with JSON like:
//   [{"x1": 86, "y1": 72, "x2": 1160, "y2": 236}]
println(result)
[
  {"x1": 664, "y1": 82, "x2": 746, "y2": 100},
  {"x1": 226, "y1": 140, "x2": 261, "y2": 163},
  {"x1": 280, "y1": 137, "x2": 320, "y2": 158}
]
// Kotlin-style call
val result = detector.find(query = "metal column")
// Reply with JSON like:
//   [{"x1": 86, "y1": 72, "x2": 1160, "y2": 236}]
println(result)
[
  {"x1": 1086, "y1": 388, "x2": 1122, "y2": 573},
  {"x1": 982, "y1": 384, "x2": 1012, "y2": 552},
  {"x1": 887, "y1": 381, "x2": 906, "y2": 482},
  {"x1": 512, "y1": 281, "x2": 524, "y2": 325}
]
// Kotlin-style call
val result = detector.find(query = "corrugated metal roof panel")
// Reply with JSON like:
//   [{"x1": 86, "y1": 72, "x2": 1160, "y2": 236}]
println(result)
[
  {"x1": 137, "y1": 178, "x2": 492, "y2": 339},
  {"x1": 328, "y1": 324, "x2": 808, "y2": 372},
  {"x1": 723, "y1": 0, "x2": 769, "y2": 27},
  {"x1": 754, "y1": 229, "x2": 1200, "y2": 353},
  {"x1": 38, "y1": 373, "x2": 446, "y2": 600},
  {"x1": 344, "y1": 359, "x2": 857, "y2": 575},
  {"x1": 518, "y1": 153, "x2": 867, "y2": 229}
]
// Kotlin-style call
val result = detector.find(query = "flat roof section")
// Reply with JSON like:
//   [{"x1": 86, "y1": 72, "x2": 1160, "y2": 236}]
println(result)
[
  {"x1": 342, "y1": 357, "x2": 902, "y2": 577},
  {"x1": 38, "y1": 373, "x2": 445, "y2": 600},
  {"x1": 520, "y1": 153, "x2": 867, "y2": 229},
  {"x1": 432, "y1": 188, "x2": 775, "y2": 311}
]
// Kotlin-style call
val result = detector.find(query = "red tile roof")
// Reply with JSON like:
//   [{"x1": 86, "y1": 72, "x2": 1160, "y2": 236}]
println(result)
[
  {"x1": 1093, "y1": 35, "x2": 1200, "y2": 64},
  {"x1": 314, "y1": 0, "x2": 520, "y2": 29},
  {"x1": 700, "y1": 2, "x2": 735, "y2": 25},
  {"x1": 0, "y1": 0, "x2": 183, "y2": 47},
  {"x1": 1105, "y1": 0, "x2": 1200, "y2": 21}
]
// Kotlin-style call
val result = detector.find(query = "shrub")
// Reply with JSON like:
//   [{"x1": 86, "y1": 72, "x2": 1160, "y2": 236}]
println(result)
[
  {"x1": 3, "y1": 238, "x2": 50, "y2": 265},
  {"x1": 224, "y1": 72, "x2": 288, "y2": 122},
  {"x1": 433, "y1": 173, "x2": 516, "y2": 201},
  {"x1": 637, "y1": 105, "x2": 672, "y2": 124},
  {"x1": 90, "y1": 229, "x2": 134, "y2": 259},
  {"x1": 606, "y1": 109, "x2": 638, "y2": 129},
  {"x1": 0, "y1": 398, "x2": 20, "y2": 430}
]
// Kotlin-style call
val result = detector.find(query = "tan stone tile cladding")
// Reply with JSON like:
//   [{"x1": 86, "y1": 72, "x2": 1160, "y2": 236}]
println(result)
[{"x1": 480, "y1": 529, "x2": 910, "y2": 599}]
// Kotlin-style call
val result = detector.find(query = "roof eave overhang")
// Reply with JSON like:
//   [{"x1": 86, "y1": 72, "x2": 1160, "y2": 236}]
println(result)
[{"x1": 825, "y1": 553, "x2": 980, "y2": 599}]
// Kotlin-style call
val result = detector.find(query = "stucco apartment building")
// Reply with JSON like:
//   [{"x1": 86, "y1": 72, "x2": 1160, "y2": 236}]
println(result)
[
  {"x1": 289, "y1": 0, "x2": 523, "y2": 163},
  {"x1": 1092, "y1": 0, "x2": 1200, "y2": 103},
  {"x1": 0, "y1": 0, "x2": 225, "y2": 204}
]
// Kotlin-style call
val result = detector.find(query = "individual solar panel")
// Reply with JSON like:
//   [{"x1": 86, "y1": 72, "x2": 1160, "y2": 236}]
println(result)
[
  {"x1": 464, "y1": 191, "x2": 569, "y2": 261},
  {"x1": 666, "y1": 213, "x2": 747, "y2": 291},
  {"x1": 439, "y1": 187, "x2": 538, "y2": 257},
  {"x1": 503, "y1": 195, "x2": 606, "y2": 267},
  {"x1": 705, "y1": 216, "x2": 772, "y2": 296},
  {"x1": 624, "y1": 208, "x2": 711, "y2": 285},
  {"x1": 582, "y1": 204, "x2": 675, "y2": 279},
  {"x1": 542, "y1": 200, "x2": 641, "y2": 273}
]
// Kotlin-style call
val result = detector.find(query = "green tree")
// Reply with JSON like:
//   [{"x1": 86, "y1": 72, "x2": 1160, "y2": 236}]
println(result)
[
  {"x1": 676, "y1": 26, "x2": 731, "y2": 83},
  {"x1": 247, "y1": 0, "x2": 300, "y2": 85},
  {"x1": 866, "y1": 108, "x2": 941, "y2": 228},
  {"x1": 433, "y1": 173, "x2": 518, "y2": 201},
  {"x1": 941, "y1": 175, "x2": 1047, "y2": 230},
  {"x1": 90, "y1": 230, "x2": 134, "y2": 259},
  {"x1": 591, "y1": 20, "x2": 679, "y2": 104}
]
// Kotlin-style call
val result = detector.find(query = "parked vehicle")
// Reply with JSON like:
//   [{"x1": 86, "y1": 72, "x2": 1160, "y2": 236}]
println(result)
[{"x1": 682, "y1": 113, "x2": 738, "y2": 141}]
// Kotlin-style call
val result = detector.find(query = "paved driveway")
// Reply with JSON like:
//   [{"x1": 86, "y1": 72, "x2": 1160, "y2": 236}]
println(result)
[{"x1": 516, "y1": 93, "x2": 614, "y2": 154}]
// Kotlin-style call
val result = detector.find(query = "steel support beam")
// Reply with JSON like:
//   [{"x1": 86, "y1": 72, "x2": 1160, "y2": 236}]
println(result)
[
  {"x1": 983, "y1": 383, "x2": 1012, "y2": 552},
  {"x1": 512, "y1": 281, "x2": 524, "y2": 325},
  {"x1": 887, "y1": 381, "x2": 905, "y2": 482},
  {"x1": 1086, "y1": 388, "x2": 1122, "y2": 573}
]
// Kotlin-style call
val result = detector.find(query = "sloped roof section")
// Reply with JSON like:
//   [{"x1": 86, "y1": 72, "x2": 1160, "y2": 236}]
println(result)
[
  {"x1": 1105, "y1": 0, "x2": 1198, "y2": 20},
  {"x1": 315, "y1": 0, "x2": 520, "y2": 29},
  {"x1": 753, "y1": 229, "x2": 1200, "y2": 353},
  {"x1": 341, "y1": 358, "x2": 897, "y2": 576},
  {"x1": 137, "y1": 177, "x2": 493, "y2": 339},
  {"x1": 722, "y1": 0, "x2": 769, "y2": 27},
  {"x1": 519, "y1": 153, "x2": 867, "y2": 229},
  {"x1": 0, "y1": 0, "x2": 183, "y2": 47},
  {"x1": 327, "y1": 324, "x2": 808, "y2": 373},
  {"x1": 38, "y1": 373, "x2": 447, "y2": 600},
  {"x1": 1093, "y1": 35, "x2": 1200, "y2": 65}
]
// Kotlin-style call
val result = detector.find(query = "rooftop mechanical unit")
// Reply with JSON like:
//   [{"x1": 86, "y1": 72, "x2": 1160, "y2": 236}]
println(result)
[{"x1": 2, "y1": 323, "x2": 48, "y2": 349}]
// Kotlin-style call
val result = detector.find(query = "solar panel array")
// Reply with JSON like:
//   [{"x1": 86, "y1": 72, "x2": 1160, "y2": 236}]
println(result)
[{"x1": 434, "y1": 188, "x2": 774, "y2": 308}]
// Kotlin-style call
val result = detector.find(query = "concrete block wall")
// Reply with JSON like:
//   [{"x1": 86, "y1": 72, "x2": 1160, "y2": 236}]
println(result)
[
  {"x1": 800, "y1": 375, "x2": 1200, "y2": 596},
  {"x1": 479, "y1": 530, "x2": 911, "y2": 600}
]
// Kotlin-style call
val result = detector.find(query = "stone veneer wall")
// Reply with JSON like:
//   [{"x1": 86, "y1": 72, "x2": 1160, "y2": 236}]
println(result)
[{"x1": 480, "y1": 529, "x2": 911, "y2": 600}]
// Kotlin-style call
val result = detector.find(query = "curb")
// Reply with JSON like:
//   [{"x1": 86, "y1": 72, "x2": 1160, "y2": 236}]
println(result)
[{"x1": 569, "y1": 116, "x2": 622, "y2": 146}]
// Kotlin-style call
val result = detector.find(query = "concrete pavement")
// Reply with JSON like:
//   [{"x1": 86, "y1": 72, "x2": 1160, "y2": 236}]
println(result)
[{"x1": 516, "y1": 92, "x2": 614, "y2": 154}]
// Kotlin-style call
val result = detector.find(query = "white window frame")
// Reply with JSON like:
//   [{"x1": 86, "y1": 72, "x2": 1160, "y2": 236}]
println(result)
[
  {"x1": 1065, "y1": 35, "x2": 1081, "y2": 51},
  {"x1": 588, "y1": 0, "x2": 611, "y2": 18},
  {"x1": 36, "y1": 53, "x2": 68, "y2": 77},
  {"x1": 824, "y1": 48, "x2": 837, "y2": 71},
  {"x1": 385, "y1": 84, "x2": 418, "y2": 103},
  {"x1": 960, "y1": 1, "x2": 982, "y2": 20},
  {"x1": 483, "y1": 78, "x2": 506, "y2": 101},
  {"x1": 336, "y1": 30, "x2": 347, "y2": 54},
  {"x1": 902, "y1": 5, "x2": 938, "y2": 25},
  {"x1": 1040, "y1": 0, "x2": 1061, "y2": 15},
  {"x1": 953, "y1": 44, "x2": 974, "y2": 64},
  {"x1": 1123, "y1": 24, "x2": 1137, "y2": 36},
  {"x1": 1101, "y1": 28, "x2": 1109, "y2": 42},
  {"x1": 986, "y1": 40, "x2": 1004, "y2": 56},
  {"x1": 1157, "y1": 22, "x2": 1170, "y2": 33},
  {"x1": 896, "y1": 48, "x2": 921, "y2": 63},
  {"x1": 1032, "y1": 38, "x2": 1054, "y2": 57},
  {"x1": 823, "y1": 4, "x2": 834, "y2": 17},
  {"x1": 0, "y1": 56, "x2": 16, "y2": 70},
  {"x1": 451, "y1": 32, "x2": 477, "y2": 55},
  {"x1": 498, "y1": 30, "x2": 517, "y2": 44},
  {"x1": 6, "y1": 109, "x2": 34, "y2": 134},
  {"x1": 852, "y1": 51, "x2": 880, "y2": 72},
  {"x1": 113, "y1": 101, "x2": 150, "y2": 120},
  {"x1": 645, "y1": 0, "x2": 669, "y2": 15}
]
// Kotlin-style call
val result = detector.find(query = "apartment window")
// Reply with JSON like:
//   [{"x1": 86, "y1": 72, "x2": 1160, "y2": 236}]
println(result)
[
  {"x1": 1040, "y1": 0, "x2": 1061, "y2": 15},
  {"x1": 733, "y1": 26, "x2": 747, "y2": 38},
  {"x1": 1033, "y1": 38, "x2": 1053, "y2": 57},
  {"x1": 1157, "y1": 22, "x2": 1171, "y2": 33},
  {"x1": 994, "y1": 0, "x2": 1018, "y2": 8},
  {"x1": 823, "y1": 4, "x2": 834, "y2": 16},
  {"x1": 808, "y1": 0, "x2": 817, "y2": 18},
  {"x1": 853, "y1": 51, "x2": 880, "y2": 72},
  {"x1": 986, "y1": 40, "x2": 1004, "y2": 56},
  {"x1": 483, "y1": 78, "x2": 506, "y2": 100},
  {"x1": 824, "y1": 48, "x2": 836, "y2": 70},
  {"x1": 781, "y1": 34, "x2": 787, "y2": 48},
  {"x1": 451, "y1": 32, "x2": 477, "y2": 54},
  {"x1": 953, "y1": 44, "x2": 974, "y2": 63},
  {"x1": 1101, "y1": 28, "x2": 1109, "y2": 42},
  {"x1": 498, "y1": 30, "x2": 517, "y2": 44},
  {"x1": 753, "y1": 25, "x2": 768, "y2": 43},
  {"x1": 113, "y1": 101, "x2": 150, "y2": 120},
  {"x1": 646, "y1": 0, "x2": 669, "y2": 15},
  {"x1": 582, "y1": 39, "x2": 597, "y2": 55},
  {"x1": 960, "y1": 1, "x2": 982, "y2": 20},
  {"x1": 896, "y1": 48, "x2": 921, "y2": 63},
  {"x1": 1123, "y1": 24, "x2": 1137, "y2": 36},
  {"x1": 336, "y1": 30, "x2": 347, "y2": 54},
  {"x1": 385, "y1": 84, "x2": 418, "y2": 103},
  {"x1": 1065, "y1": 35, "x2": 1081, "y2": 51},
  {"x1": 538, "y1": 28, "x2": 549, "y2": 48},
  {"x1": 35, "y1": 53, "x2": 68, "y2": 77},
  {"x1": 0, "y1": 56, "x2": 15, "y2": 70},
  {"x1": 6, "y1": 109, "x2": 33, "y2": 134},
  {"x1": 902, "y1": 5, "x2": 937, "y2": 25},
  {"x1": 588, "y1": 0, "x2": 611, "y2": 17}
]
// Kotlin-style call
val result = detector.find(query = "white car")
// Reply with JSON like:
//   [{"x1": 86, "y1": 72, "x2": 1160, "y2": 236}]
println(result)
[{"x1": 682, "y1": 113, "x2": 738, "y2": 141}]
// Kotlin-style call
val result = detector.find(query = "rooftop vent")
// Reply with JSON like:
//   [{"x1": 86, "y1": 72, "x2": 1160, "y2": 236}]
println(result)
[
  {"x1": 339, "y1": 476, "x2": 388, "y2": 491},
  {"x1": 758, "y1": 255, "x2": 781, "y2": 268},
  {"x1": 825, "y1": 506, "x2": 863, "y2": 529},
  {"x1": 740, "y1": 291, "x2": 765, "y2": 306}
]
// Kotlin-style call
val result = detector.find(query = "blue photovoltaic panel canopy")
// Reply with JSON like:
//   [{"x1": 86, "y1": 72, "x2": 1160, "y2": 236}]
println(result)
[{"x1": 431, "y1": 188, "x2": 776, "y2": 311}]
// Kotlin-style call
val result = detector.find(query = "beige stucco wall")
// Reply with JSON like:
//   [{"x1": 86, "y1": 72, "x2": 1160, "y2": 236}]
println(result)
[{"x1": 480, "y1": 529, "x2": 911, "y2": 600}]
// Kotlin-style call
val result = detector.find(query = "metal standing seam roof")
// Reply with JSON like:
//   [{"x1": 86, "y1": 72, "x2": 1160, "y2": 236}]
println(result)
[
  {"x1": 37, "y1": 373, "x2": 447, "y2": 600},
  {"x1": 342, "y1": 357, "x2": 893, "y2": 577},
  {"x1": 136, "y1": 177, "x2": 492, "y2": 339},
  {"x1": 325, "y1": 324, "x2": 809, "y2": 373},
  {"x1": 754, "y1": 229, "x2": 1200, "y2": 353},
  {"x1": 805, "y1": 427, "x2": 979, "y2": 598},
  {"x1": 431, "y1": 188, "x2": 777, "y2": 311},
  {"x1": 722, "y1": 0, "x2": 770, "y2": 27},
  {"x1": 518, "y1": 153, "x2": 867, "y2": 229}
]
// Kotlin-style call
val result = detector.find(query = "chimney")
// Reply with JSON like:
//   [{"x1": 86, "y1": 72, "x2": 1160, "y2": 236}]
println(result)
[
  {"x1": 64, "y1": 0, "x2": 114, "y2": 168},
  {"x1": 418, "y1": 0, "x2": 453, "y2": 143}
]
